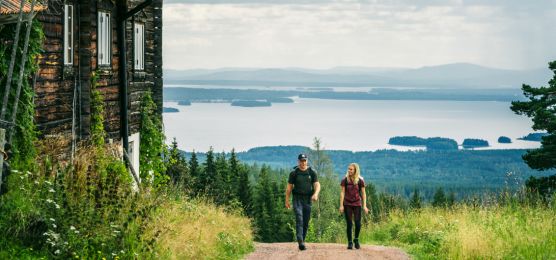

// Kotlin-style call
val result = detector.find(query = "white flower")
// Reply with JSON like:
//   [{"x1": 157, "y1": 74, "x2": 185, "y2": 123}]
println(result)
[
  {"x1": 48, "y1": 188, "x2": 55, "y2": 193},
  {"x1": 19, "y1": 176, "x2": 24, "y2": 179},
  {"x1": 43, "y1": 232, "x2": 49, "y2": 236},
  {"x1": 120, "y1": 250, "x2": 125, "y2": 254},
  {"x1": 44, "y1": 180, "x2": 52, "y2": 185},
  {"x1": 52, "y1": 224, "x2": 57, "y2": 228},
  {"x1": 74, "y1": 230, "x2": 79, "y2": 234},
  {"x1": 34, "y1": 181, "x2": 39, "y2": 185},
  {"x1": 49, "y1": 218, "x2": 56, "y2": 222},
  {"x1": 55, "y1": 203, "x2": 60, "y2": 209},
  {"x1": 70, "y1": 226, "x2": 76, "y2": 230},
  {"x1": 54, "y1": 249, "x2": 60, "y2": 255},
  {"x1": 113, "y1": 230, "x2": 120, "y2": 234},
  {"x1": 112, "y1": 253, "x2": 117, "y2": 256},
  {"x1": 46, "y1": 199, "x2": 53, "y2": 204}
]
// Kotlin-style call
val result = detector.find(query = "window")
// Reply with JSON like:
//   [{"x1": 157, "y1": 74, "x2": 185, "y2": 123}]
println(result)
[
  {"x1": 98, "y1": 11, "x2": 111, "y2": 66},
  {"x1": 134, "y1": 23, "x2": 144, "y2": 70},
  {"x1": 63, "y1": 4, "x2": 74, "y2": 65}
]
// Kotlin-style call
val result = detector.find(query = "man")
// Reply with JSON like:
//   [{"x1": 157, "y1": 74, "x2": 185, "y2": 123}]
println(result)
[{"x1": 285, "y1": 153, "x2": 321, "y2": 250}]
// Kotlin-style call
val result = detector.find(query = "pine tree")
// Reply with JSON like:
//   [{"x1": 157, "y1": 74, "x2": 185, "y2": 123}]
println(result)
[
  {"x1": 432, "y1": 187, "x2": 447, "y2": 207},
  {"x1": 511, "y1": 61, "x2": 556, "y2": 198}
]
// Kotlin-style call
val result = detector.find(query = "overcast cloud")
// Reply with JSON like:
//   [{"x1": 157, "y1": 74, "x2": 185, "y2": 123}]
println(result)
[{"x1": 162, "y1": 0, "x2": 556, "y2": 70}]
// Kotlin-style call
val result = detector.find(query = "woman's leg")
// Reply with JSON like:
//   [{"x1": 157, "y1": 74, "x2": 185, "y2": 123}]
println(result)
[
  {"x1": 354, "y1": 206, "x2": 362, "y2": 239},
  {"x1": 344, "y1": 205, "x2": 354, "y2": 243}
]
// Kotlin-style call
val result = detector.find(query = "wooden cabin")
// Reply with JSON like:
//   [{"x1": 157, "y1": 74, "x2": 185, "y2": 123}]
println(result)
[{"x1": 1, "y1": 0, "x2": 163, "y2": 174}]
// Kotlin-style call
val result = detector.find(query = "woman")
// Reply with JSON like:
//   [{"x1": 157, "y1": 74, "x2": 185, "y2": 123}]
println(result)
[{"x1": 339, "y1": 163, "x2": 369, "y2": 249}]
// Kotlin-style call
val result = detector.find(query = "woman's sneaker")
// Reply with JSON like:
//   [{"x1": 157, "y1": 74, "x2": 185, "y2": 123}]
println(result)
[
  {"x1": 347, "y1": 241, "x2": 353, "y2": 250},
  {"x1": 354, "y1": 239, "x2": 360, "y2": 249}
]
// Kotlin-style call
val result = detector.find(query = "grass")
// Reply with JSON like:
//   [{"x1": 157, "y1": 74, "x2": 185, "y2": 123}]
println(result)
[
  {"x1": 150, "y1": 196, "x2": 254, "y2": 259},
  {"x1": 358, "y1": 202, "x2": 556, "y2": 259}
]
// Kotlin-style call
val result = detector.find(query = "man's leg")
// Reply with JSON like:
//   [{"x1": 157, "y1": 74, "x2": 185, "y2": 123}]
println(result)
[
  {"x1": 293, "y1": 197, "x2": 305, "y2": 245},
  {"x1": 302, "y1": 197, "x2": 311, "y2": 242}
]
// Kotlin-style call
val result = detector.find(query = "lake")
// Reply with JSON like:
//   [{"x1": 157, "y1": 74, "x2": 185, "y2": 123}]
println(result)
[{"x1": 162, "y1": 97, "x2": 541, "y2": 152}]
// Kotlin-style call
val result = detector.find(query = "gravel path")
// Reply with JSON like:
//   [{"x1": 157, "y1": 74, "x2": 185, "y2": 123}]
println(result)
[{"x1": 245, "y1": 242, "x2": 411, "y2": 260}]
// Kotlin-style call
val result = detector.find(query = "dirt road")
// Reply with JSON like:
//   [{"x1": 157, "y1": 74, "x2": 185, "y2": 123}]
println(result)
[{"x1": 245, "y1": 243, "x2": 411, "y2": 260}]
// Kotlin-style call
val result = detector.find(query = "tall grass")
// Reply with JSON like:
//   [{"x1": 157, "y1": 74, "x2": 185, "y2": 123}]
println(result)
[
  {"x1": 358, "y1": 196, "x2": 556, "y2": 259},
  {"x1": 0, "y1": 138, "x2": 254, "y2": 259}
]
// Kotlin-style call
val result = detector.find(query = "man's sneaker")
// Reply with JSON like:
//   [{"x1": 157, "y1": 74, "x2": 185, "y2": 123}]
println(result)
[
  {"x1": 354, "y1": 239, "x2": 360, "y2": 249},
  {"x1": 347, "y1": 242, "x2": 353, "y2": 250},
  {"x1": 299, "y1": 243, "x2": 306, "y2": 251}
]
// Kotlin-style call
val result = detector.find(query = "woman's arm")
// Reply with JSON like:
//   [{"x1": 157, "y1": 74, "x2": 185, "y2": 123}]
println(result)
[
  {"x1": 362, "y1": 187, "x2": 369, "y2": 214},
  {"x1": 340, "y1": 185, "x2": 345, "y2": 213}
]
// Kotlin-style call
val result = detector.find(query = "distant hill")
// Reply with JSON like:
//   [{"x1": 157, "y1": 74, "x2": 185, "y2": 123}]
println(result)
[{"x1": 164, "y1": 63, "x2": 551, "y2": 89}]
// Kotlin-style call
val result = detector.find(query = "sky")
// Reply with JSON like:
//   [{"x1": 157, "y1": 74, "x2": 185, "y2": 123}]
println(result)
[{"x1": 162, "y1": 0, "x2": 556, "y2": 70}]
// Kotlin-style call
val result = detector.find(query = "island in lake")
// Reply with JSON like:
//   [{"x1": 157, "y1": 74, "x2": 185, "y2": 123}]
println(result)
[
  {"x1": 178, "y1": 100, "x2": 192, "y2": 106},
  {"x1": 388, "y1": 136, "x2": 458, "y2": 151},
  {"x1": 231, "y1": 100, "x2": 272, "y2": 107},
  {"x1": 462, "y1": 138, "x2": 489, "y2": 148},
  {"x1": 518, "y1": 133, "x2": 548, "y2": 141},
  {"x1": 163, "y1": 107, "x2": 179, "y2": 113},
  {"x1": 498, "y1": 136, "x2": 512, "y2": 143}
]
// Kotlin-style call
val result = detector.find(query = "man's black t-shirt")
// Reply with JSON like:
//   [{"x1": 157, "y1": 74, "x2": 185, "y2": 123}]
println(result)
[{"x1": 288, "y1": 167, "x2": 318, "y2": 195}]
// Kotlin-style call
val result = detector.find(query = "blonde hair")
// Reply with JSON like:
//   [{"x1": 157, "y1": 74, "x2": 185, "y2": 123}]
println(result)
[{"x1": 345, "y1": 163, "x2": 361, "y2": 184}]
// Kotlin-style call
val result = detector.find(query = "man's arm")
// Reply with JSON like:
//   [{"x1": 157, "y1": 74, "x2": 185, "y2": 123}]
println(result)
[
  {"x1": 285, "y1": 183, "x2": 293, "y2": 209},
  {"x1": 311, "y1": 181, "x2": 320, "y2": 201}
]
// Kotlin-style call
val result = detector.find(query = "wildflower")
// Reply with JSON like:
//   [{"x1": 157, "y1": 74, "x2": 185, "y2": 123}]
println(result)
[
  {"x1": 48, "y1": 188, "x2": 55, "y2": 193},
  {"x1": 46, "y1": 199, "x2": 53, "y2": 203},
  {"x1": 74, "y1": 230, "x2": 79, "y2": 234},
  {"x1": 49, "y1": 218, "x2": 56, "y2": 222},
  {"x1": 112, "y1": 253, "x2": 117, "y2": 256},
  {"x1": 113, "y1": 230, "x2": 120, "y2": 234},
  {"x1": 35, "y1": 181, "x2": 40, "y2": 185},
  {"x1": 55, "y1": 250, "x2": 60, "y2": 255},
  {"x1": 44, "y1": 180, "x2": 52, "y2": 185},
  {"x1": 52, "y1": 224, "x2": 57, "y2": 228},
  {"x1": 70, "y1": 226, "x2": 76, "y2": 230},
  {"x1": 55, "y1": 203, "x2": 61, "y2": 209},
  {"x1": 20, "y1": 176, "x2": 24, "y2": 179},
  {"x1": 120, "y1": 250, "x2": 125, "y2": 254}
]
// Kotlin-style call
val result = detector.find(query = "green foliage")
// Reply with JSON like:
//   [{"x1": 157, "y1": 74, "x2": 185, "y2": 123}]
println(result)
[
  {"x1": 0, "y1": 19, "x2": 44, "y2": 171},
  {"x1": 139, "y1": 91, "x2": 167, "y2": 187},
  {"x1": 234, "y1": 146, "x2": 555, "y2": 197},
  {"x1": 89, "y1": 71, "x2": 106, "y2": 147}
]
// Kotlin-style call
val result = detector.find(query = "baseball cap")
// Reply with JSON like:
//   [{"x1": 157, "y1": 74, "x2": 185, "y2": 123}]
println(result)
[{"x1": 298, "y1": 153, "x2": 308, "y2": 160}]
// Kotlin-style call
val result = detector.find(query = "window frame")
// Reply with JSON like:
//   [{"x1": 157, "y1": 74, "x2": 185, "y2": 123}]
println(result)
[
  {"x1": 63, "y1": 4, "x2": 74, "y2": 65},
  {"x1": 97, "y1": 11, "x2": 111, "y2": 67},
  {"x1": 134, "y1": 22, "x2": 145, "y2": 71}
]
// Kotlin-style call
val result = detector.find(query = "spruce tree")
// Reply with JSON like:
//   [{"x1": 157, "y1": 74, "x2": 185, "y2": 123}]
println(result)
[
  {"x1": 189, "y1": 151, "x2": 200, "y2": 195},
  {"x1": 201, "y1": 148, "x2": 216, "y2": 197},
  {"x1": 447, "y1": 191, "x2": 456, "y2": 207},
  {"x1": 410, "y1": 188, "x2": 422, "y2": 209},
  {"x1": 237, "y1": 166, "x2": 253, "y2": 216},
  {"x1": 166, "y1": 138, "x2": 188, "y2": 185},
  {"x1": 214, "y1": 152, "x2": 231, "y2": 205},
  {"x1": 432, "y1": 187, "x2": 447, "y2": 207}
]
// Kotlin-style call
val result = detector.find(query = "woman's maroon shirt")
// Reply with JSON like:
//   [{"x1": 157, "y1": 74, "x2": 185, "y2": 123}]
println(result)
[{"x1": 341, "y1": 177, "x2": 365, "y2": 206}]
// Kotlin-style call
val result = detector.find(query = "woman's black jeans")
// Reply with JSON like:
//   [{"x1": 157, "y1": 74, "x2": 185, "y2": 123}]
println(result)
[{"x1": 344, "y1": 205, "x2": 362, "y2": 242}]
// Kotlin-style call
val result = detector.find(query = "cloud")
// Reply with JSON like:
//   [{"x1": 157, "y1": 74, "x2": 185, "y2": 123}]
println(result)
[{"x1": 162, "y1": 1, "x2": 556, "y2": 70}]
